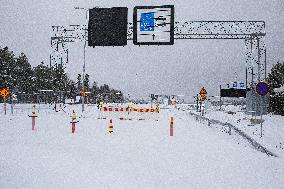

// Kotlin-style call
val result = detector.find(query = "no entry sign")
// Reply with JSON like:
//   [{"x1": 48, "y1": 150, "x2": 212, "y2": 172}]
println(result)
[{"x1": 256, "y1": 82, "x2": 270, "y2": 96}]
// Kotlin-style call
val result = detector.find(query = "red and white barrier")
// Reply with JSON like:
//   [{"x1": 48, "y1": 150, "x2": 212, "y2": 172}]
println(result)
[{"x1": 98, "y1": 106, "x2": 159, "y2": 121}]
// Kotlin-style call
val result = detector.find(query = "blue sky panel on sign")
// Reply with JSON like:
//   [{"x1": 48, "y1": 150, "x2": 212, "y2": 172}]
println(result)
[{"x1": 140, "y1": 12, "x2": 155, "y2": 31}]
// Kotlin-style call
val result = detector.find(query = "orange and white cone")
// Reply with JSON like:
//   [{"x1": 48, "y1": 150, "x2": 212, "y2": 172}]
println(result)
[
  {"x1": 170, "y1": 117, "x2": 174, "y2": 136},
  {"x1": 108, "y1": 119, "x2": 114, "y2": 133}
]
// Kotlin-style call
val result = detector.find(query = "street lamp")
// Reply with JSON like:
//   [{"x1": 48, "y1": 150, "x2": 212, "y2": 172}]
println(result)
[{"x1": 74, "y1": 7, "x2": 89, "y2": 112}]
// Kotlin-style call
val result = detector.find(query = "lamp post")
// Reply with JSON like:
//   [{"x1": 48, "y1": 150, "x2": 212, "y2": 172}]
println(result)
[{"x1": 74, "y1": 7, "x2": 89, "y2": 112}]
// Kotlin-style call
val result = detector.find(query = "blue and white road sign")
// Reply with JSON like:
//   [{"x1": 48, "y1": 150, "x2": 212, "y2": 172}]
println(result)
[
  {"x1": 140, "y1": 12, "x2": 155, "y2": 31},
  {"x1": 133, "y1": 5, "x2": 175, "y2": 45}
]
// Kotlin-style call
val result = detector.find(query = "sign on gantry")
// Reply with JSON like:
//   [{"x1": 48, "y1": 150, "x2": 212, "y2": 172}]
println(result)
[{"x1": 133, "y1": 5, "x2": 175, "y2": 45}]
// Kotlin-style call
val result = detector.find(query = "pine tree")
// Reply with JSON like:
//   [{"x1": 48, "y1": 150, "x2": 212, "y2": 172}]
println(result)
[
  {"x1": 33, "y1": 62, "x2": 53, "y2": 92},
  {"x1": 0, "y1": 47, "x2": 16, "y2": 89},
  {"x1": 76, "y1": 74, "x2": 82, "y2": 92},
  {"x1": 1, "y1": 46, "x2": 124, "y2": 104},
  {"x1": 267, "y1": 61, "x2": 284, "y2": 115},
  {"x1": 13, "y1": 53, "x2": 33, "y2": 94},
  {"x1": 267, "y1": 61, "x2": 284, "y2": 88},
  {"x1": 83, "y1": 74, "x2": 90, "y2": 92}
]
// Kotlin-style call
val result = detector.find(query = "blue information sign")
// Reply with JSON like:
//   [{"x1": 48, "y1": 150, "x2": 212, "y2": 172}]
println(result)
[
  {"x1": 256, "y1": 82, "x2": 270, "y2": 96},
  {"x1": 140, "y1": 12, "x2": 155, "y2": 31}
]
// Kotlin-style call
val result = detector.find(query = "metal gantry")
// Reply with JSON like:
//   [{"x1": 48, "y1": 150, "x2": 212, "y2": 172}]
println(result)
[
  {"x1": 50, "y1": 25, "x2": 87, "y2": 68},
  {"x1": 50, "y1": 20, "x2": 266, "y2": 86}
]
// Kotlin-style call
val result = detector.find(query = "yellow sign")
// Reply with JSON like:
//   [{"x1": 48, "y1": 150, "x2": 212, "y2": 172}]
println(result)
[
  {"x1": 79, "y1": 91, "x2": 86, "y2": 97},
  {"x1": 0, "y1": 88, "x2": 9, "y2": 97},
  {"x1": 200, "y1": 94, "x2": 207, "y2": 101},
  {"x1": 199, "y1": 87, "x2": 207, "y2": 95}
]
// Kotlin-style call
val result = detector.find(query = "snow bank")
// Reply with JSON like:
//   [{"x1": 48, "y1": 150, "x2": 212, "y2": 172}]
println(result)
[{"x1": 0, "y1": 103, "x2": 283, "y2": 188}]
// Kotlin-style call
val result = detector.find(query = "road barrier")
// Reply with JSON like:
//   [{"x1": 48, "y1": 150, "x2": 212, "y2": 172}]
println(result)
[{"x1": 98, "y1": 107, "x2": 159, "y2": 121}]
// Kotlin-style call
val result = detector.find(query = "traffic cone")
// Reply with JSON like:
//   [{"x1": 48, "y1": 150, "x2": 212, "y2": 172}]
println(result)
[
  {"x1": 170, "y1": 117, "x2": 174, "y2": 136},
  {"x1": 108, "y1": 119, "x2": 113, "y2": 133}
]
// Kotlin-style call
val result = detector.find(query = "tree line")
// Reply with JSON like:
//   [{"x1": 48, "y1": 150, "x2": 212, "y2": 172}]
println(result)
[
  {"x1": 0, "y1": 46, "x2": 124, "y2": 103},
  {"x1": 267, "y1": 61, "x2": 284, "y2": 115}
]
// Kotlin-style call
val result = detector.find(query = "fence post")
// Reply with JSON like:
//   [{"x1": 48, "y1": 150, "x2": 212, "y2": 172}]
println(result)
[{"x1": 228, "y1": 124, "x2": 232, "y2": 135}]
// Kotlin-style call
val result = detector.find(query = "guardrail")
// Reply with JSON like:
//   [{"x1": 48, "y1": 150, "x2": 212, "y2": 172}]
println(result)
[{"x1": 188, "y1": 112, "x2": 278, "y2": 157}]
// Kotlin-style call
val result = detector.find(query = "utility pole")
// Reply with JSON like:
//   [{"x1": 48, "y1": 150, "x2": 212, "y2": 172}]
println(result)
[
  {"x1": 257, "y1": 37, "x2": 261, "y2": 82},
  {"x1": 196, "y1": 94, "x2": 199, "y2": 112},
  {"x1": 74, "y1": 7, "x2": 89, "y2": 112},
  {"x1": 219, "y1": 85, "x2": 222, "y2": 111},
  {"x1": 264, "y1": 47, "x2": 267, "y2": 81}
]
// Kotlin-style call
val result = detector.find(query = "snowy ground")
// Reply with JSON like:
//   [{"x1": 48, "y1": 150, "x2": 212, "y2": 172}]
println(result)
[
  {"x1": 1, "y1": 103, "x2": 284, "y2": 189},
  {"x1": 182, "y1": 103, "x2": 284, "y2": 158}
]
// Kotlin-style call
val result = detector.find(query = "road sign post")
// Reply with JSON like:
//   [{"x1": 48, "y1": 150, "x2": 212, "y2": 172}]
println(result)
[
  {"x1": 196, "y1": 94, "x2": 199, "y2": 112},
  {"x1": 11, "y1": 93, "x2": 13, "y2": 115},
  {"x1": 255, "y1": 82, "x2": 270, "y2": 138},
  {"x1": 1, "y1": 88, "x2": 9, "y2": 115},
  {"x1": 4, "y1": 97, "x2": 6, "y2": 115},
  {"x1": 219, "y1": 85, "x2": 222, "y2": 110},
  {"x1": 199, "y1": 87, "x2": 207, "y2": 116},
  {"x1": 260, "y1": 99, "x2": 263, "y2": 137}
]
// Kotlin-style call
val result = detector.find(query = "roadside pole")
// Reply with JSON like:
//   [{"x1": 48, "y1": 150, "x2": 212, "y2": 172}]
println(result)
[
  {"x1": 4, "y1": 97, "x2": 7, "y2": 115},
  {"x1": 260, "y1": 97, "x2": 263, "y2": 137},
  {"x1": 255, "y1": 81, "x2": 270, "y2": 138},
  {"x1": 199, "y1": 87, "x2": 207, "y2": 115},
  {"x1": 1, "y1": 88, "x2": 10, "y2": 115},
  {"x1": 11, "y1": 93, "x2": 14, "y2": 115},
  {"x1": 219, "y1": 85, "x2": 222, "y2": 110},
  {"x1": 196, "y1": 94, "x2": 199, "y2": 112},
  {"x1": 201, "y1": 101, "x2": 204, "y2": 116},
  {"x1": 74, "y1": 7, "x2": 89, "y2": 113}
]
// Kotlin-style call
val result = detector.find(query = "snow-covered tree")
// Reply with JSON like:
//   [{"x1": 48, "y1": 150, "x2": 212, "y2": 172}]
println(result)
[
  {"x1": 0, "y1": 47, "x2": 16, "y2": 89},
  {"x1": 76, "y1": 74, "x2": 82, "y2": 92},
  {"x1": 1, "y1": 46, "x2": 124, "y2": 103},
  {"x1": 13, "y1": 53, "x2": 33, "y2": 93},
  {"x1": 267, "y1": 61, "x2": 284, "y2": 115},
  {"x1": 83, "y1": 74, "x2": 90, "y2": 92}
]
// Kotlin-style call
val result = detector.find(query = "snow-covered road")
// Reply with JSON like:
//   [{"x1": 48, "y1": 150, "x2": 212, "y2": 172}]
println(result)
[{"x1": 1, "y1": 104, "x2": 283, "y2": 188}]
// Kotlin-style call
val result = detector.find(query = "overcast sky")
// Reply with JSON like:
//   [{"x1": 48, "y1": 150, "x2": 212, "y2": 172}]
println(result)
[{"x1": 1, "y1": 0, "x2": 284, "y2": 100}]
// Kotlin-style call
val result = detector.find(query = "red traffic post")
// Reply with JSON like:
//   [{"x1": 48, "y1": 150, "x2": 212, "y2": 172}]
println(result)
[
  {"x1": 28, "y1": 105, "x2": 38, "y2": 130},
  {"x1": 70, "y1": 110, "x2": 78, "y2": 134},
  {"x1": 108, "y1": 119, "x2": 114, "y2": 133},
  {"x1": 170, "y1": 117, "x2": 174, "y2": 136}
]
